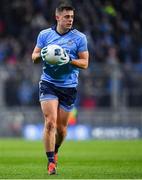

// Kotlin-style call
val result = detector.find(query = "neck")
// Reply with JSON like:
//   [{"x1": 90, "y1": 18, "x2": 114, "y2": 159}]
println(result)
[{"x1": 56, "y1": 26, "x2": 69, "y2": 34}]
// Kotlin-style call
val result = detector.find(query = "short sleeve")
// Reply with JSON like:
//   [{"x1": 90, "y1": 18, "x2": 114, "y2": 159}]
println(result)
[
  {"x1": 36, "y1": 32, "x2": 44, "y2": 49},
  {"x1": 78, "y1": 35, "x2": 88, "y2": 52}
]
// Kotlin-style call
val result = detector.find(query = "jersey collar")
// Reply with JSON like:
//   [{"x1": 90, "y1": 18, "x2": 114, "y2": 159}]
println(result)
[{"x1": 51, "y1": 25, "x2": 73, "y2": 36}]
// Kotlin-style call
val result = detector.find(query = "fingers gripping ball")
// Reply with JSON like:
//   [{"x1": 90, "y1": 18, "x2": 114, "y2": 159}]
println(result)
[{"x1": 41, "y1": 44, "x2": 70, "y2": 65}]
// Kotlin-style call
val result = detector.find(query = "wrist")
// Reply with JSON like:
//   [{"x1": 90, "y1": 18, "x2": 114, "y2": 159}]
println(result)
[{"x1": 69, "y1": 57, "x2": 72, "y2": 64}]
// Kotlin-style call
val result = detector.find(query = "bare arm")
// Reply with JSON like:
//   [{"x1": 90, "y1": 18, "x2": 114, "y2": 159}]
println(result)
[
  {"x1": 32, "y1": 47, "x2": 41, "y2": 64},
  {"x1": 70, "y1": 51, "x2": 89, "y2": 69},
  {"x1": 32, "y1": 46, "x2": 89, "y2": 68}
]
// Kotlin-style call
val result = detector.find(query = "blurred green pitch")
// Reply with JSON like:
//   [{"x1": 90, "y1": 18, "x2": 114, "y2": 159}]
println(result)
[{"x1": 0, "y1": 138, "x2": 142, "y2": 179}]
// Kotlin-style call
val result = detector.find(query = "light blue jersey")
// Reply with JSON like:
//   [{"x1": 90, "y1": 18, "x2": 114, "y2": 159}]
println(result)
[{"x1": 36, "y1": 26, "x2": 88, "y2": 87}]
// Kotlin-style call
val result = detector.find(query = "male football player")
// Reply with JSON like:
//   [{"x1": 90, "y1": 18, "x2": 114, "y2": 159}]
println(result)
[{"x1": 32, "y1": 2, "x2": 89, "y2": 175}]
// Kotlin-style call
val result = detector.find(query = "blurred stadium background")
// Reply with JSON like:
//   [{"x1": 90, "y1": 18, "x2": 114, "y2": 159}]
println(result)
[{"x1": 0, "y1": 0, "x2": 142, "y2": 140}]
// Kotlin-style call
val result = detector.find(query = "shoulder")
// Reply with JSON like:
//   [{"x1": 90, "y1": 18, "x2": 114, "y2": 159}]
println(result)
[
  {"x1": 37, "y1": 28, "x2": 53, "y2": 41},
  {"x1": 39, "y1": 28, "x2": 53, "y2": 35},
  {"x1": 70, "y1": 29, "x2": 86, "y2": 38},
  {"x1": 70, "y1": 29, "x2": 88, "y2": 46}
]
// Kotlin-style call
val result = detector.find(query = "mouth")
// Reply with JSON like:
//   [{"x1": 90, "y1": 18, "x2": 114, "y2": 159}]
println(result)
[{"x1": 67, "y1": 24, "x2": 72, "y2": 26}]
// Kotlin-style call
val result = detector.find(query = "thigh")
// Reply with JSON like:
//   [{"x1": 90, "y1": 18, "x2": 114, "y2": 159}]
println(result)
[
  {"x1": 57, "y1": 107, "x2": 71, "y2": 128},
  {"x1": 41, "y1": 99, "x2": 59, "y2": 122},
  {"x1": 39, "y1": 80, "x2": 58, "y2": 101},
  {"x1": 56, "y1": 87, "x2": 77, "y2": 112}
]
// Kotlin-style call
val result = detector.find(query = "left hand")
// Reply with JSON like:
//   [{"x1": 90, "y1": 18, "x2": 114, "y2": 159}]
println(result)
[{"x1": 57, "y1": 51, "x2": 71, "y2": 66}]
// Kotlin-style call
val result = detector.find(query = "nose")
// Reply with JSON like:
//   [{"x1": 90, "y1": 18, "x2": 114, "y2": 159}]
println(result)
[
  {"x1": 69, "y1": 16, "x2": 73, "y2": 21},
  {"x1": 69, "y1": 18, "x2": 73, "y2": 23}
]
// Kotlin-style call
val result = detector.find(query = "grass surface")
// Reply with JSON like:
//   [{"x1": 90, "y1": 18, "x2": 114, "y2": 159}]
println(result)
[{"x1": 0, "y1": 138, "x2": 142, "y2": 179}]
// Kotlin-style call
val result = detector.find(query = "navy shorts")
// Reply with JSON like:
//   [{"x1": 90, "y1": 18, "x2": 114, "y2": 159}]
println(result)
[{"x1": 39, "y1": 80, "x2": 77, "y2": 111}]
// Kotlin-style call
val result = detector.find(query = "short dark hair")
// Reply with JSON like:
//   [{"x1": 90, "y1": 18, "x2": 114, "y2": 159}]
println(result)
[{"x1": 56, "y1": 3, "x2": 75, "y2": 13}]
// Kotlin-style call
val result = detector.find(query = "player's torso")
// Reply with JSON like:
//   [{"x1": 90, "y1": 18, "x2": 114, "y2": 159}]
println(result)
[
  {"x1": 42, "y1": 28, "x2": 79, "y2": 60},
  {"x1": 40, "y1": 28, "x2": 82, "y2": 87}
]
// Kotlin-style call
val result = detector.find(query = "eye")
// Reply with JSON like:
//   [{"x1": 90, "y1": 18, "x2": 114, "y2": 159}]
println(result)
[{"x1": 64, "y1": 15, "x2": 74, "y2": 19}]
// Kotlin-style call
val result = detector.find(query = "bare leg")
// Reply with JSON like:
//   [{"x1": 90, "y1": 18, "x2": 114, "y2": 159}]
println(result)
[
  {"x1": 40, "y1": 99, "x2": 58, "y2": 152},
  {"x1": 55, "y1": 108, "x2": 71, "y2": 148}
]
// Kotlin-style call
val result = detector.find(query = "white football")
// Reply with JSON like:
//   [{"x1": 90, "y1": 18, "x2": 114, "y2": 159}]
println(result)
[{"x1": 44, "y1": 44, "x2": 65, "y2": 65}]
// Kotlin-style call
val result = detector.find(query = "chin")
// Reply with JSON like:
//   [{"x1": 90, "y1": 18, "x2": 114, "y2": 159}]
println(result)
[{"x1": 66, "y1": 26, "x2": 72, "y2": 30}]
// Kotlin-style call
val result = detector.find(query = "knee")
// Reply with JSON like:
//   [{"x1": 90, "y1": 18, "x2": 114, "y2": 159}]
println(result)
[
  {"x1": 57, "y1": 125, "x2": 67, "y2": 137},
  {"x1": 44, "y1": 116, "x2": 56, "y2": 133},
  {"x1": 45, "y1": 121, "x2": 56, "y2": 132}
]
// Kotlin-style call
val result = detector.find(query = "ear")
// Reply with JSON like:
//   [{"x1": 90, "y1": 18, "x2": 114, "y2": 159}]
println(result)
[{"x1": 55, "y1": 15, "x2": 60, "y2": 21}]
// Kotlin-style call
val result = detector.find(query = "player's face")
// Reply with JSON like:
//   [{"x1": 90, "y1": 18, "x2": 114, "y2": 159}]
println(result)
[{"x1": 56, "y1": 10, "x2": 74, "y2": 32}]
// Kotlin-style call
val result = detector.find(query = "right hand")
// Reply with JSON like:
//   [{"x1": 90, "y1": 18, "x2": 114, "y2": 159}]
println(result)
[{"x1": 41, "y1": 47, "x2": 48, "y2": 61}]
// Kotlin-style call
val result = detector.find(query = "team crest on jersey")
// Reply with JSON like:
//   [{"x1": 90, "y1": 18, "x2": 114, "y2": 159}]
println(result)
[{"x1": 67, "y1": 40, "x2": 74, "y2": 45}]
